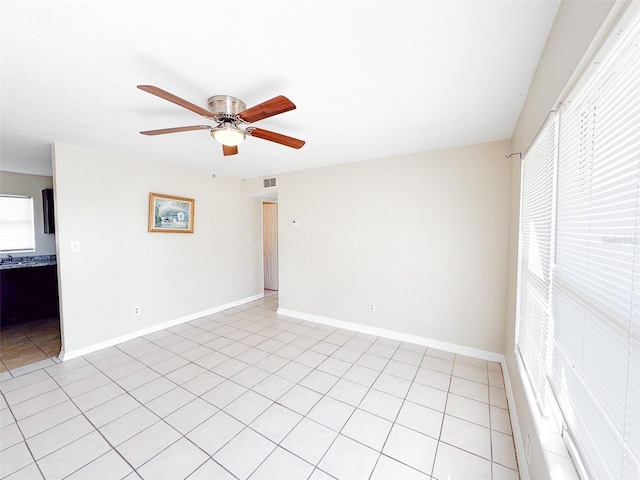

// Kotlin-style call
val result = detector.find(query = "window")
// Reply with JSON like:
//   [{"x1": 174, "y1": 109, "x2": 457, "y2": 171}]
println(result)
[
  {"x1": 516, "y1": 5, "x2": 640, "y2": 479},
  {"x1": 0, "y1": 195, "x2": 36, "y2": 252}
]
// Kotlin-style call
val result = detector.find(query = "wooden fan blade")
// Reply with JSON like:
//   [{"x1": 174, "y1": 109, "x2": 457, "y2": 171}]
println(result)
[
  {"x1": 238, "y1": 95, "x2": 296, "y2": 123},
  {"x1": 140, "y1": 125, "x2": 211, "y2": 135},
  {"x1": 137, "y1": 85, "x2": 214, "y2": 119},
  {"x1": 223, "y1": 145, "x2": 238, "y2": 156},
  {"x1": 248, "y1": 128, "x2": 305, "y2": 149}
]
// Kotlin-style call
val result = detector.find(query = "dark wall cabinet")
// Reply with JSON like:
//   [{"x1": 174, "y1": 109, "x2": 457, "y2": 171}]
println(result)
[{"x1": 0, "y1": 265, "x2": 59, "y2": 326}]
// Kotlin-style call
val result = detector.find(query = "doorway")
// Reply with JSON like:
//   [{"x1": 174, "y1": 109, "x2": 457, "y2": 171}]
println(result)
[{"x1": 263, "y1": 202, "x2": 278, "y2": 291}]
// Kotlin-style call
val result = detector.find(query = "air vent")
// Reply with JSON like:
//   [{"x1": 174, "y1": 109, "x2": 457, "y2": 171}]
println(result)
[{"x1": 263, "y1": 177, "x2": 277, "y2": 188}]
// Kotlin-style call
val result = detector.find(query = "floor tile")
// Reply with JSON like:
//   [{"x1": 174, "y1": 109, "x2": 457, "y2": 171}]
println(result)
[
  {"x1": 326, "y1": 379, "x2": 368, "y2": 407},
  {"x1": 164, "y1": 363, "x2": 207, "y2": 385},
  {"x1": 0, "y1": 442, "x2": 34, "y2": 478},
  {"x1": 164, "y1": 398, "x2": 218, "y2": 435},
  {"x1": 0, "y1": 423, "x2": 24, "y2": 452},
  {"x1": 307, "y1": 396, "x2": 355, "y2": 432},
  {"x1": 145, "y1": 386, "x2": 196, "y2": 418},
  {"x1": 414, "y1": 367, "x2": 451, "y2": 391},
  {"x1": 382, "y1": 424, "x2": 437, "y2": 474},
  {"x1": 180, "y1": 371, "x2": 225, "y2": 396},
  {"x1": 72, "y1": 382, "x2": 126, "y2": 412},
  {"x1": 392, "y1": 348, "x2": 424, "y2": 366},
  {"x1": 116, "y1": 421, "x2": 181, "y2": 468},
  {"x1": 137, "y1": 437, "x2": 208, "y2": 480},
  {"x1": 341, "y1": 409, "x2": 392, "y2": 451},
  {"x1": 445, "y1": 392, "x2": 490, "y2": 428},
  {"x1": 3, "y1": 462, "x2": 44, "y2": 479},
  {"x1": 432, "y1": 441, "x2": 492, "y2": 480},
  {"x1": 371, "y1": 373, "x2": 411, "y2": 398},
  {"x1": 201, "y1": 380, "x2": 247, "y2": 409},
  {"x1": 452, "y1": 362, "x2": 488, "y2": 385},
  {"x1": 343, "y1": 364, "x2": 379, "y2": 387},
  {"x1": 253, "y1": 374, "x2": 295, "y2": 401},
  {"x1": 224, "y1": 390, "x2": 273, "y2": 424},
  {"x1": 317, "y1": 357, "x2": 352, "y2": 377},
  {"x1": 129, "y1": 377, "x2": 176, "y2": 404},
  {"x1": 370, "y1": 454, "x2": 431, "y2": 480},
  {"x1": 4, "y1": 377, "x2": 59, "y2": 406},
  {"x1": 406, "y1": 382, "x2": 448, "y2": 412},
  {"x1": 250, "y1": 403, "x2": 303, "y2": 443},
  {"x1": 186, "y1": 411, "x2": 244, "y2": 455},
  {"x1": 275, "y1": 361, "x2": 313, "y2": 383},
  {"x1": 213, "y1": 428, "x2": 276, "y2": 479},
  {"x1": 490, "y1": 405, "x2": 513, "y2": 435},
  {"x1": 449, "y1": 377, "x2": 489, "y2": 404},
  {"x1": 84, "y1": 394, "x2": 139, "y2": 429},
  {"x1": 99, "y1": 406, "x2": 160, "y2": 446},
  {"x1": 440, "y1": 414, "x2": 491, "y2": 460},
  {"x1": 299, "y1": 369, "x2": 340, "y2": 394},
  {"x1": 493, "y1": 462, "x2": 521, "y2": 480},
  {"x1": 64, "y1": 449, "x2": 133, "y2": 480},
  {"x1": 230, "y1": 365, "x2": 270, "y2": 388},
  {"x1": 318, "y1": 434, "x2": 379, "y2": 480},
  {"x1": 383, "y1": 359, "x2": 419, "y2": 381},
  {"x1": 10, "y1": 388, "x2": 68, "y2": 421},
  {"x1": 37, "y1": 431, "x2": 111, "y2": 480},
  {"x1": 281, "y1": 418, "x2": 337, "y2": 465},
  {"x1": 26, "y1": 415, "x2": 95, "y2": 460},
  {"x1": 18, "y1": 400, "x2": 81, "y2": 438},
  {"x1": 396, "y1": 400, "x2": 443, "y2": 439},
  {"x1": 359, "y1": 389, "x2": 403, "y2": 421},
  {"x1": 187, "y1": 459, "x2": 236, "y2": 480},
  {"x1": 278, "y1": 385, "x2": 322, "y2": 415},
  {"x1": 249, "y1": 446, "x2": 314, "y2": 480},
  {"x1": 492, "y1": 430, "x2": 518, "y2": 470}
]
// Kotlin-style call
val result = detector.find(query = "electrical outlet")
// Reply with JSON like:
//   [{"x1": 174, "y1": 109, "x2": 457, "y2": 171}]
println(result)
[
  {"x1": 368, "y1": 303, "x2": 376, "y2": 312},
  {"x1": 525, "y1": 433, "x2": 531, "y2": 465},
  {"x1": 133, "y1": 306, "x2": 141, "y2": 316}
]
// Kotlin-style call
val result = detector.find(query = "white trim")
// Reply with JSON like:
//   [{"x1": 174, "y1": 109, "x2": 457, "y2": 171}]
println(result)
[
  {"x1": 277, "y1": 308, "x2": 503, "y2": 363},
  {"x1": 502, "y1": 354, "x2": 530, "y2": 480},
  {"x1": 60, "y1": 293, "x2": 264, "y2": 361}
]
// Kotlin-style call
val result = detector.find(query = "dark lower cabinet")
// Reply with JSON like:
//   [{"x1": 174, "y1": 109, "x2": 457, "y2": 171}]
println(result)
[{"x1": 0, "y1": 265, "x2": 59, "y2": 326}]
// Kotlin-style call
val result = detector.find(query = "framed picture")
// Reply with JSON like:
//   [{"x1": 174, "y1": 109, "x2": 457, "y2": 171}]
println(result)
[{"x1": 148, "y1": 193, "x2": 194, "y2": 233}]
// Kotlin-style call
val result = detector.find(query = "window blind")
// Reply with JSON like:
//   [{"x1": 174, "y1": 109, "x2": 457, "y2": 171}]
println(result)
[
  {"x1": 0, "y1": 195, "x2": 35, "y2": 252},
  {"x1": 516, "y1": 113, "x2": 557, "y2": 410},
  {"x1": 550, "y1": 10, "x2": 640, "y2": 478},
  {"x1": 516, "y1": 5, "x2": 640, "y2": 479}
]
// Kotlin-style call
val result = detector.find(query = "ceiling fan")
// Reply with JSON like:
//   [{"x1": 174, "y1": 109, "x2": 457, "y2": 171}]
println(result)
[{"x1": 137, "y1": 85, "x2": 305, "y2": 156}]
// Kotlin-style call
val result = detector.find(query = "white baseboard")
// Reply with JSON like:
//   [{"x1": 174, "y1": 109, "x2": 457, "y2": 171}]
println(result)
[
  {"x1": 501, "y1": 356, "x2": 529, "y2": 480},
  {"x1": 60, "y1": 293, "x2": 264, "y2": 361},
  {"x1": 277, "y1": 308, "x2": 504, "y2": 363}
]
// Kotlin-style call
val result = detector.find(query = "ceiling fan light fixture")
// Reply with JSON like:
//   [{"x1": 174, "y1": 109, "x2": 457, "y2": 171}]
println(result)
[{"x1": 211, "y1": 124, "x2": 246, "y2": 146}]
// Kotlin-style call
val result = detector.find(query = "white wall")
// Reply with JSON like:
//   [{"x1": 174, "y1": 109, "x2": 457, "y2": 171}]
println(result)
[
  {"x1": 52, "y1": 143, "x2": 263, "y2": 356},
  {"x1": 505, "y1": 1, "x2": 619, "y2": 478},
  {"x1": 276, "y1": 140, "x2": 511, "y2": 354},
  {"x1": 0, "y1": 171, "x2": 56, "y2": 256}
]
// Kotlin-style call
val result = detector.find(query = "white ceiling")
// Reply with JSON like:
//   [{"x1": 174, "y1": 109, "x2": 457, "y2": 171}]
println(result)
[{"x1": 1, "y1": 0, "x2": 560, "y2": 179}]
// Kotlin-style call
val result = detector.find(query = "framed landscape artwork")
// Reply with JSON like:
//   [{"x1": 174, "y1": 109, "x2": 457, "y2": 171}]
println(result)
[{"x1": 148, "y1": 193, "x2": 194, "y2": 233}]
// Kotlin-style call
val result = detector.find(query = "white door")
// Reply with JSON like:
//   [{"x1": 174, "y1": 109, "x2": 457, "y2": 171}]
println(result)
[{"x1": 263, "y1": 203, "x2": 278, "y2": 290}]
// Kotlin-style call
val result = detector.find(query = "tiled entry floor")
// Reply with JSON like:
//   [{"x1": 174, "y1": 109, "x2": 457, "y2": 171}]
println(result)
[
  {"x1": 1, "y1": 318, "x2": 61, "y2": 374},
  {"x1": 0, "y1": 294, "x2": 520, "y2": 479}
]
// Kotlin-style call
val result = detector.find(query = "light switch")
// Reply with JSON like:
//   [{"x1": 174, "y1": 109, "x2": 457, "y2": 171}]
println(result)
[{"x1": 70, "y1": 240, "x2": 81, "y2": 252}]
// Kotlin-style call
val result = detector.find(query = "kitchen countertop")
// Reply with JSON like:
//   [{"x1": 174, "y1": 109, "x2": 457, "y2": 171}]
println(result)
[{"x1": 0, "y1": 255, "x2": 57, "y2": 271}]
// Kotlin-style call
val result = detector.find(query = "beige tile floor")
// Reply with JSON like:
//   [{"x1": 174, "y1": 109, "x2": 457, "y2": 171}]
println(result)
[
  {"x1": 0, "y1": 293, "x2": 520, "y2": 479},
  {"x1": 1, "y1": 318, "x2": 61, "y2": 373}
]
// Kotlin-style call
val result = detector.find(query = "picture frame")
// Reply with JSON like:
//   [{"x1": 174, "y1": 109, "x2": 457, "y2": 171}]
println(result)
[{"x1": 148, "y1": 193, "x2": 194, "y2": 233}]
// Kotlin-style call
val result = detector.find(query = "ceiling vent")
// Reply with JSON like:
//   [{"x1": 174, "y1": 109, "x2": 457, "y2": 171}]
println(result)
[{"x1": 263, "y1": 177, "x2": 277, "y2": 188}]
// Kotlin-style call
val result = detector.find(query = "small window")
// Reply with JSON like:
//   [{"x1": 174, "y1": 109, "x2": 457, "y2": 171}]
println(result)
[{"x1": 0, "y1": 195, "x2": 35, "y2": 252}]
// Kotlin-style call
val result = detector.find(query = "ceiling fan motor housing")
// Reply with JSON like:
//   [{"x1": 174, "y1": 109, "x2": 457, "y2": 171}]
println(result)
[{"x1": 207, "y1": 95, "x2": 246, "y2": 120}]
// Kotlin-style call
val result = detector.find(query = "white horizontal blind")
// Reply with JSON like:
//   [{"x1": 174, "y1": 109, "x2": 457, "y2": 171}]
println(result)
[
  {"x1": 516, "y1": 114, "x2": 558, "y2": 409},
  {"x1": 550, "y1": 7, "x2": 640, "y2": 479},
  {"x1": 0, "y1": 195, "x2": 35, "y2": 252}
]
